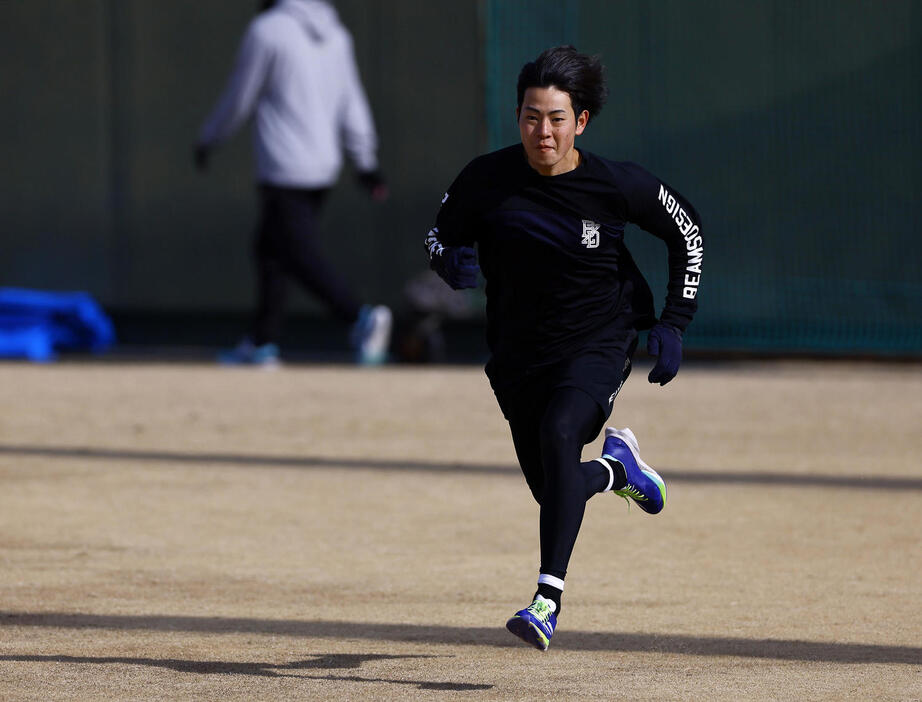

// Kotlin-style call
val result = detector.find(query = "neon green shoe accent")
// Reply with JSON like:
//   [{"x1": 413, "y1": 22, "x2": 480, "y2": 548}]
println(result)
[
  {"x1": 604, "y1": 455, "x2": 667, "y2": 510},
  {"x1": 613, "y1": 486, "x2": 643, "y2": 508},
  {"x1": 520, "y1": 599, "x2": 554, "y2": 648},
  {"x1": 532, "y1": 628, "x2": 549, "y2": 649},
  {"x1": 525, "y1": 598, "x2": 554, "y2": 625},
  {"x1": 509, "y1": 615, "x2": 549, "y2": 649}
]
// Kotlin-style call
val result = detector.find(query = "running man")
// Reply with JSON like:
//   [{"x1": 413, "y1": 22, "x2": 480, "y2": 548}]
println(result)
[{"x1": 424, "y1": 46, "x2": 703, "y2": 650}]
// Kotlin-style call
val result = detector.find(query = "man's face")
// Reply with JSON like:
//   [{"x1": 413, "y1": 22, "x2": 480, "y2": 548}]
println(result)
[{"x1": 517, "y1": 86, "x2": 588, "y2": 176}]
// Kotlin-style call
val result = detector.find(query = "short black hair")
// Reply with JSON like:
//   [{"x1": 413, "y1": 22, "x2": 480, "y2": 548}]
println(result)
[{"x1": 516, "y1": 46, "x2": 607, "y2": 120}]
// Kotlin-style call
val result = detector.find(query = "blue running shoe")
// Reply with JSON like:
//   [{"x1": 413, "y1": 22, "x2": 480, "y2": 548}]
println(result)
[
  {"x1": 602, "y1": 427, "x2": 666, "y2": 514},
  {"x1": 505, "y1": 595, "x2": 557, "y2": 651},
  {"x1": 217, "y1": 339, "x2": 280, "y2": 368}
]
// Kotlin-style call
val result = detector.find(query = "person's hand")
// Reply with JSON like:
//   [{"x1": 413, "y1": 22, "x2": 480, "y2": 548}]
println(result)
[
  {"x1": 431, "y1": 246, "x2": 479, "y2": 290},
  {"x1": 358, "y1": 170, "x2": 389, "y2": 202},
  {"x1": 647, "y1": 322, "x2": 683, "y2": 385},
  {"x1": 193, "y1": 144, "x2": 210, "y2": 172}
]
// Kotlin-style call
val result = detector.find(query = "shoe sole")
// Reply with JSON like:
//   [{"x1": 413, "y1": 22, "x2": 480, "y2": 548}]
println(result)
[
  {"x1": 505, "y1": 616, "x2": 550, "y2": 652},
  {"x1": 605, "y1": 427, "x2": 667, "y2": 511}
]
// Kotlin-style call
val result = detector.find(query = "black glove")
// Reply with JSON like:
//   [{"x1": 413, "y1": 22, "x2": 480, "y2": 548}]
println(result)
[
  {"x1": 193, "y1": 144, "x2": 210, "y2": 171},
  {"x1": 358, "y1": 170, "x2": 389, "y2": 201},
  {"x1": 647, "y1": 322, "x2": 683, "y2": 385},
  {"x1": 430, "y1": 245, "x2": 480, "y2": 290}
]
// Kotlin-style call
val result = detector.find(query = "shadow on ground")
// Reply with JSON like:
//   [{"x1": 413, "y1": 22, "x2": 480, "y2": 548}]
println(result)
[
  {"x1": 0, "y1": 652, "x2": 492, "y2": 691},
  {"x1": 2, "y1": 444, "x2": 920, "y2": 491},
  {"x1": 2, "y1": 612, "x2": 920, "y2": 665}
]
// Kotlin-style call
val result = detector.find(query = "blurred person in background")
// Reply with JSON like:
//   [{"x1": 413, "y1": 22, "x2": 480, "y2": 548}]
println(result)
[{"x1": 195, "y1": 0, "x2": 391, "y2": 366}]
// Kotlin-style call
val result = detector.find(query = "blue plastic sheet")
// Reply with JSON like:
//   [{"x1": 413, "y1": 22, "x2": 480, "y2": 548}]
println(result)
[{"x1": 0, "y1": 288, "x2": 115, "y2": 361}]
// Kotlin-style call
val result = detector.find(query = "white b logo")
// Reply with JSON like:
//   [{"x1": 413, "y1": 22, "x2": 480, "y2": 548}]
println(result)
[{"x1": 581, "y1": 220, "x2": 601, "y2": 248}]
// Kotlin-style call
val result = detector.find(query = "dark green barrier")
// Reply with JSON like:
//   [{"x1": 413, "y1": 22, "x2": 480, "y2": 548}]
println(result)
[{"x1": 485, "y1": 0, "x2": 922, "y2": 355}]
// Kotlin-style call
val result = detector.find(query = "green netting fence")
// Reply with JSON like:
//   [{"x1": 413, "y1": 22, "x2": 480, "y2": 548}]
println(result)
[{"x1": 484, "y1": 0, "x2": 922, "y2": 355}]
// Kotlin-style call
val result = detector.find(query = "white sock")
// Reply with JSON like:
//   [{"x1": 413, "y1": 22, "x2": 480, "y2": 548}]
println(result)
[
  {"x1": 537, "y1": 573, "x2": 565, "y2": 591},
  {"x1": 594, "y1": 457, "x2": 615, "y2": 492}
]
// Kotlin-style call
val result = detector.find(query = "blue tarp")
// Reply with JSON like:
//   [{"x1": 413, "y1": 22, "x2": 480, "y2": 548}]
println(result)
[{"x1": 0, "y1": 288, "x2": 115, "y2": 361}]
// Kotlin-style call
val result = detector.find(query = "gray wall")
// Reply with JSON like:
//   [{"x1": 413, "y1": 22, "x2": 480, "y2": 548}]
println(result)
[{"x1": 0, "y1": 0, "x2": 482, "y2": 313}]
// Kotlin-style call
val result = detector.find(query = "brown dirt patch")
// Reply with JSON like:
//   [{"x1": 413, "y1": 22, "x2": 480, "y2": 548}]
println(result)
[{"x1": 1, "y1": 360, "x2": 920, "y2": 700}]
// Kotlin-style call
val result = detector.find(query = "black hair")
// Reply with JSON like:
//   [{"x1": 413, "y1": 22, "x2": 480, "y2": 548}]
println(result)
[{"x1": 516, "y1": 45, "x2": 607, "y2": 120}]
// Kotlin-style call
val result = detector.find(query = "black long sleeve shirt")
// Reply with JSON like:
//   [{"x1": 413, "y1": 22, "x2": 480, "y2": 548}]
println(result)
[{"x1": 426, "y1": 144, "x2": 703, "y2": 388}]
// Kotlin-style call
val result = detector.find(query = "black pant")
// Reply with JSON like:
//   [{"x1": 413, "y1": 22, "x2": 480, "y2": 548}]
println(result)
[
  {"x1": 497, "y1": 346, "x2": 635, "y2": 580},
  {"x1": 251, "y1": 185, "x2": 361, "y2": 346}
]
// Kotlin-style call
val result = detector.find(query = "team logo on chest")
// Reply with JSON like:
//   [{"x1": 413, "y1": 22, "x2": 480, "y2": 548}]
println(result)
[{"x1": 581, "y1": 219, "x2": 601, "y2": 249}]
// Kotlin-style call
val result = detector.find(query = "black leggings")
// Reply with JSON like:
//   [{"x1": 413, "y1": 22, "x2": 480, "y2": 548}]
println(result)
[
  {"x1": 251, "y1": 185, "x2": 361, "y2": 345},
  {"x1": 507, "y1": 386, "x2": 613, "y2": 580}
]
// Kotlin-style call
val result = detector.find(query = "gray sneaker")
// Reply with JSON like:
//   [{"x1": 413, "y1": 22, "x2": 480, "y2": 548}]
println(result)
[{"x1": 350, "y1": 305, "x2": 392, "y2": 365}]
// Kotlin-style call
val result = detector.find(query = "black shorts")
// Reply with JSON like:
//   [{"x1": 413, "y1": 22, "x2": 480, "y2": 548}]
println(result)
[{"x1": 492, "y1": 332, "x2": 639, "y2": 442}]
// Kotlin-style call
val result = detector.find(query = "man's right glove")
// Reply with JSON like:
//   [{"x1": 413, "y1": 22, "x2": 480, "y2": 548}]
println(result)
[
  {"x1": 647, "y1": 322, "x2": 683, "y2": 385},
  {"x1": 430, "y1": 245, "x2": 480, "y2": 290}
]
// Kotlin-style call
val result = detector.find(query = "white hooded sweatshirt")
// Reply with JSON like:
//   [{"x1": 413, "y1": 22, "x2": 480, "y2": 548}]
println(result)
[{"x1": 198, "y1": 0, "x2": 379, "y2": 188}]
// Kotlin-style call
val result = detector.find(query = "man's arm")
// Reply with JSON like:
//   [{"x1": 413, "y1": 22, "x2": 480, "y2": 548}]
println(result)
[
  {"x1": 619, "y1": 162, "x2": 703, "y2": 332},
  {"x1": 424, "y1": 169, "x2": 480, "y2": 290},
  {"x1": 196, "y1": 22, "x2": 273, "y2": 153},
  {"x1": 618, "y1": 162, "x2": 703, "y2": 384},
  {"x1": 337, "y1": 34, "x2": 380, "y2": 179}
]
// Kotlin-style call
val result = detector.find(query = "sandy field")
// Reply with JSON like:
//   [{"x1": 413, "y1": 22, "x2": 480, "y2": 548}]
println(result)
[{"x1": 0, "y1": 359, "x2": 920, "y2": 700}]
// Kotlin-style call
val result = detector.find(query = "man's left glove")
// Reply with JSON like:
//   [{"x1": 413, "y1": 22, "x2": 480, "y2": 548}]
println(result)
[
  {"x1": 647, "y1": 322, "x2": 683, "y2": 385},
  {"x1": 430, "y1": 245, "x2": 480, "y2": 290},
  {"x1": 358, "y1": 170, "x2": 389, "y2": 202}
]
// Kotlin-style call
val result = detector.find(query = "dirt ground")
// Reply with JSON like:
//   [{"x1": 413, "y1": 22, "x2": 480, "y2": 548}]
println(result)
[{"x1": 0, "y1": 359, "x2": 920, "y2": 700}]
